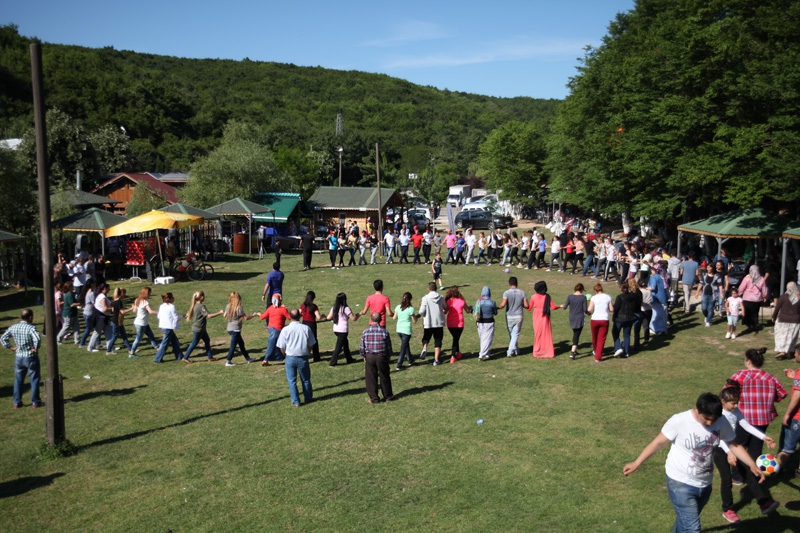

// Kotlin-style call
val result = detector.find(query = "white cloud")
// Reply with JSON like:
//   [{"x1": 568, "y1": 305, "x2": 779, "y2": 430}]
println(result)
[
  {"x1": 362, "y1": 19, "x2": 451, "y2": 47},
  {"x1": 383, "y1": 38, "x2": 593, "y2": 69}
]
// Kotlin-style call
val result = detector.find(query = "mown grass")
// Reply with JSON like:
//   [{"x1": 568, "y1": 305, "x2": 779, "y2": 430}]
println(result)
[{"x1": 0, "y1": 247, "x2": 798, "y2": 532}]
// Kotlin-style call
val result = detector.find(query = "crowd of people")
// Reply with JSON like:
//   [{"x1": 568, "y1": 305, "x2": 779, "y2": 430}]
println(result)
[{"x1": 7, "y1": 221, "x2": 800, "y2": 530}]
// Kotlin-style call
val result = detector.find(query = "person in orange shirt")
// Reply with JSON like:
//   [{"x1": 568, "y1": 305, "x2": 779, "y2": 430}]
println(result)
[{"x1": 260, "y1": 294, "x2": 291, "y2": 365}]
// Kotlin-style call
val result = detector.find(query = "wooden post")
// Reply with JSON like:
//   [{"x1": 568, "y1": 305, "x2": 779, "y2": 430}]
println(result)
[
  {"x1": 376, "y1": 143, "x2": 383, "y2": 254},
  {"x1": 31, "y1": 42, "x2": 66, "y2": 444}
]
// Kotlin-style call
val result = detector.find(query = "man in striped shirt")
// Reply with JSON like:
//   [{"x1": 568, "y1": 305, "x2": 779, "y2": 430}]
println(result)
[
  {"x1": 359, "y1": 312, "x2": 396, "y2": 404},
  {"x1": 1, "y1": 309, "x2": 42, "y2": 408}
]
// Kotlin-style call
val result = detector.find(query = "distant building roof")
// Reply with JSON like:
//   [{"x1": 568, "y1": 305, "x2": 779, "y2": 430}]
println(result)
[
  {"x1": 0, "y1": 138, "x2": 22, "y2": 150},
  {"x1": 252, "y1": 192, "x2": 303, "y2": 223},
  {"x1": 148, "y1": 171, "x2": 190, "y2": 183},
  {"x1": 93, "y1": 173, "x2": 179, "y2": 204},
  {"x1": 51, "y1": 189, "x2": 120, "y2": 208},
  {"x1": 307, "y1": 186, "x2": 403, "y2": 211}
]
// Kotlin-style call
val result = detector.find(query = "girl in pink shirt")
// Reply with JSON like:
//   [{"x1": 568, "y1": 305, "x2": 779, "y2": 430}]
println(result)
[{"x1": 445, "y1": 286, "x2": 470, "y2": 363}]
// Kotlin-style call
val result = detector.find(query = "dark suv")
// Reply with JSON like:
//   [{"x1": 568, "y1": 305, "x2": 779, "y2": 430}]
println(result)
[{"x1": 454, "y1": 209, "x2": 512, "y2": 230}]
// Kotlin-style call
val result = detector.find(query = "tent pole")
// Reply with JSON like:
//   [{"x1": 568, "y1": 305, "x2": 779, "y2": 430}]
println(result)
[
  {"x1": 781, "y1": 237, "x2": 787, "y2": 295},
  {"x1": 677, "y1": 230, "x2": 682, "y2": 258},
  {"x1": 156, "y1": 230, "x2": 165, "y2": 277},
  {"x1": 248, "y1": 215, "x2": 252, "y2": 255}
]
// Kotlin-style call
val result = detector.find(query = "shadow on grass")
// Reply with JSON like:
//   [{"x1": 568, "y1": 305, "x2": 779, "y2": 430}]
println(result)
[
  {"x1": 0, "y1": 384, "x2": 13, "y2": 399},
  {"x1": 202, "y1": 271, "x2": 263, "y2": 282},
  {"x1": 0, "y1": 473, "x2": 65, "y2": 499},
  {"x1": 702, "y1": 511, "x2": 800, "y2": 532},
  {"x1": 78, "y1": 377, "x2": 365, "y2": 451},
  {"x1": 66, "y1": 385, "x2": 147, "y2": 403},
  {"x1": 393, "y1": 381, "x2": 454, "y2": 399}
]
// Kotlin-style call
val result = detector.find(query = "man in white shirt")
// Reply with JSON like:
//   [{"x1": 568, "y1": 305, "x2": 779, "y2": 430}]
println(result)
[
  {"x1": 464, "y1": 228, "x2": 477, "y2": 266},
  {"x1": 277, "y1": 309, "x2": 316, "y2": 407},
  {"x1": 383, "y1": 231, "x2": 396, "y2": 264},
  {"x1": 623, "y1": 393, "x2": 768, "y2": 532}
]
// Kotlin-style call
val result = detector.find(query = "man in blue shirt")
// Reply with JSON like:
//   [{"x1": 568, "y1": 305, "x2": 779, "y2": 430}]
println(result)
[
  {"x1": 1, "y1": 309, "x2": 42, "y2": 408},
  {"x1": 679, "y1": 253, "x2": 700, "y2": 313},
  {"x1": 261, "y1": 262, "x2": 284, "y2": 309}
]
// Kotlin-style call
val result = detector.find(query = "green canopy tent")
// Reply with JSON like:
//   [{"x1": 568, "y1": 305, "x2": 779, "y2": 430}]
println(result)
[
  {"x1": 0, "y1": 230, "x2": 27, "y2": 292},
  {"x1": 207, "y1": 198, "x2": 274, "y2": 255},
  {"x1": 51, "y1": 207, "x2": 128, "y2": 255},
  {"x1": 158, "y1": 202, "x2": 220, "y2": 220},
  {"x1": 678, "y1": 207, "x2": 796, "y2": 293}
]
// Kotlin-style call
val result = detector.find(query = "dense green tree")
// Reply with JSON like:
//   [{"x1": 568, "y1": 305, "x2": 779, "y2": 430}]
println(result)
[
  {"x1": 273, "y1": 146, "x2": 323, "y2": 200},
  {"x1": 88, "y1": 124, "x2": 134, "y2": 175},
  {"x1": 18, "y1": 108, "x2": 94, "y2": 191},
  {"x1": 126, "y1": 182, "x2": 169, "y2": 218},
  {"x1": 0, "y1": 147, "x2": 35, "y2": 231},
  {"x1": 547, "y1": 0, "x2": 800, "y2": 221},
  {"x1": 478, "y1": 121, "x2": 548, "y2": 205},
  {"x1": 180, "y1": 121, "x2": 286, "y2": 208}
]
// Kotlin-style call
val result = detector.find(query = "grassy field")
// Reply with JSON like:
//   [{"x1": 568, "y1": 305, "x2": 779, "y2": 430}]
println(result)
[{"x1": 0, "y1": 247, "x2": 798, "y2": 532}]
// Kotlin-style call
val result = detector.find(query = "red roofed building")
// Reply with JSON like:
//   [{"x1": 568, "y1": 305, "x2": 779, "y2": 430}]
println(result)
[{"x1": 92, "y1": 173, "x2": 179, "y2": 215}]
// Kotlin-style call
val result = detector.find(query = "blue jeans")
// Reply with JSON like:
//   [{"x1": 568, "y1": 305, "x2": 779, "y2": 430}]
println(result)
[
  {"x1": 184, "y1": 330, "x2": 212, "y2": 360},
  {"x1": 612, "y1": 320, "x2": 634, "y2": 356},
  {"x1": 106, "y1": 323, "x2": 132, "y2": 353},
  {"x1": 154, "y1": 328, "x2": 183, "y2": 362},
  {"x1": 226, "y1": 331, "x2": 249, "y2": 362},
  {"x1": 582, "y1": 253, "x2": 597, "y2": 276},
  {"x1": 80, "y1": 314, "x2": 93, "y2": 345},
  {"x1": 285, "y1": 356, "x2": 312, "y2": 406},
  {"x1": 131, "y1": 324, "x2": 159, "y2": 353},
  {"x1": 265, "y1": 327, "x2": 284, "y2": 361},
  {"x1": 506, "y1": 316, "x2": 523, "y2": 355},
  {"x1": 445, "y1": 247, "x2": 456, "y2": 264},
  {"x1": 665, "y1": 475, "x2": 711, "y2": 533},
  {"x1": 701, "y1": 294, "x2": 715, "y2": 324},
  {"x1": 780, "y1": 418, "x2": 800, "y2": 455},
  {"x1": 397, "y1": 333, "x2": 412, "y2": 367},
  {"x1": 13, "y1": 356, "x2": 41, "y2": 406}
]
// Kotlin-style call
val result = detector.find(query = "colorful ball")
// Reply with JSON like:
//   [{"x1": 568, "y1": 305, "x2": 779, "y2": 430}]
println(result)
[
  {"x1": 504, "y1": 268, "x2": 510, "y2": 273},
  {"x1": 756, "y1": 454, "x2": 780, "y2": 476}
]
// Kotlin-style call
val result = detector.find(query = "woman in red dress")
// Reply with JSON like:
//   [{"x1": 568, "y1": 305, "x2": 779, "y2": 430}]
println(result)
[{"x1": 527, "y1": 281, "x2": 561, "y2": 358}]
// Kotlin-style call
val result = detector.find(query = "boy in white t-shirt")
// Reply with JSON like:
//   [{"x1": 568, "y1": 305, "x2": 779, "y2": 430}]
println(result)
[
  {"x1": 725, "y1": 287, "x2": 744, "y2": 340},
  {"x1": 623, "y1": 393, "x2": 765, "y2": 533}
]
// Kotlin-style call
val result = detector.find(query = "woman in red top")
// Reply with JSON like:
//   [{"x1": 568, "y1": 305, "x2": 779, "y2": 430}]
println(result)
[
  {"x1": 300, "y1": 291, "x2": 324, "y2": 362},
  {"x1": 527, "y1": 280, "x2": 561, "y2": 358},
  {"x1": 445, "y1": 286, "x2": 469, "y2": 363},
  {"x1": 259, "y1": 294, "x2": 291, "y2": 365}
]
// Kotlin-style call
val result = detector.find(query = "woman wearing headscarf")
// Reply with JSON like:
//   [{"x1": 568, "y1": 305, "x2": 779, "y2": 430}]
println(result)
[
  {"x1": 772, "y1": 282, "x2": 800, "y2": 360},
  {"x1": 647, "y1": 263, "x2": 669, "y2": 335},
  {"x1": 474, "y1": 286, "x2": 498, "y2": 361},
  {"x1": 738, "y1": 265, "x2": 768, "y2": 334},
  {"x1": 527, "y1": 280, "x2": 560, "y2": 358}
]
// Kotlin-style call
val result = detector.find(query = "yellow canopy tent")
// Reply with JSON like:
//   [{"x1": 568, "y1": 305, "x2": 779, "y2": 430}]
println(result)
[{"x1": 105, "y1": 210, "x2": 204, "y2": 277}]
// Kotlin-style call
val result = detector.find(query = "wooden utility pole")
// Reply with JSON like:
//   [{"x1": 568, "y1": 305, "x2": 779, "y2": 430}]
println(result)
[
  {"x1": 376, "y1": 143, "x2": 382, "y2": 251},
  {"x1": 31, "y1": 42, "x2": 66, "y2": 444}
]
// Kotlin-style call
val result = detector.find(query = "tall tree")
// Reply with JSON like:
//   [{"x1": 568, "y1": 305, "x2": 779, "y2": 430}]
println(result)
[
  {"x1": 478, "y1": 120, "x2": 547, "y2": 205},
  {"x1": 125, "y1": 183, "x2": 168, "y2": 218},
  {"x1": 180, "y1": 121, "x2": 285, "y2": 208},
  {"x1": 547, "y1": 0, "x2": 800, "y2": 221}
]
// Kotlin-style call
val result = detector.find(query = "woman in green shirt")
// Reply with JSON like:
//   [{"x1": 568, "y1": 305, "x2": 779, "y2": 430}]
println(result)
[
  {"x1": 392, "y1": 292, "x2": 417, "y2": 371},
  {"x1": 183, "y1": 291, "x2": 225, "y2": 362}
]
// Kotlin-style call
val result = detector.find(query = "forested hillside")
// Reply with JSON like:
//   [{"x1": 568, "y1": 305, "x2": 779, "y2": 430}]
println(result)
[{"x1": 0, "y1": 24, "x2": 557, "y2": 195}]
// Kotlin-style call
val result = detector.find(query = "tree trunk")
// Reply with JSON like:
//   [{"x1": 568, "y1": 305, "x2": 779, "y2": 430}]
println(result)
[{"x1": 621, "y1": 212, "x2": 633, "y2": 235}]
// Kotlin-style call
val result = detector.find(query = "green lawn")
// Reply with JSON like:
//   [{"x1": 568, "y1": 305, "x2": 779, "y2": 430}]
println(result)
[{"x1": 0, "y1": 249, "x2": 798, "y2": 532}]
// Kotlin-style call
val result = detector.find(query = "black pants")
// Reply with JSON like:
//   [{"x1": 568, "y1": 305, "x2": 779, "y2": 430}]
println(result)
[
  {"x1": 364, "y1": 353, "x2": 393, "y2": 402},
  {"x1": 348, "y1": 248, "x2": 356, "y2": 266},
  {"x1": 448, "y1": 326, "x2": 463, "y2": 355},
  {"x1": 330, "y1": 332, "x2": 353, "y2": 365},
  {"x1": 571, "y1": 327, "x2": 582, "y2": 347},
  {"x1": 329, "y1": 249, "x2": 337, "y2": 267},
  {"x1": 721, "y1": 423, "x2": 772, "y2": 506},
  {"x1": 303, "y1": 249, "x2": 312, "y2": 269},
  {"x1": 412, "y1": 247, "x2": 421, "y2": 264},
  {"x1": 423, "y1": 244, "x2": 431, "y2": 263},
  {"x1": 337, "y1": 249, "x2": 346, "y2": 266},
  {"x1": 742, "y1": 300, "x2": 761, "y2": 330},
  {"x1": 400, "y1": 246, "x2": 409, "y2": 263},
  {"x1": 307, "y1": 321, "x2": 320, "y2": 361}
]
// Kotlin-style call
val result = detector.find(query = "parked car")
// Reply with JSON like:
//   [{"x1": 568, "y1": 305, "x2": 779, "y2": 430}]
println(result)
[
  {"x1": 408, "y1": 207, "x2": 431, "y2": 224},
  {"x1": 454, "y1": 209, "x2": 512, "y2": 231}
]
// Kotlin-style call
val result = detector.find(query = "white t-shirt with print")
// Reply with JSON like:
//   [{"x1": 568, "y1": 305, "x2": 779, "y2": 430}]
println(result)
[{"x1": 662, "y1": 409, "x2": 735, "y2": 488}]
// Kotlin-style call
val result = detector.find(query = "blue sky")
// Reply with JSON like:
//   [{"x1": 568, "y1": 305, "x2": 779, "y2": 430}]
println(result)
[{"x1": 4, "y1": 0, "x2": 635, "y2": 99}]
